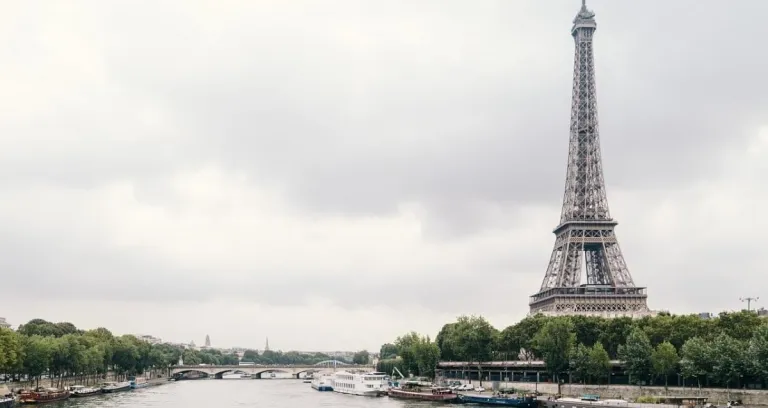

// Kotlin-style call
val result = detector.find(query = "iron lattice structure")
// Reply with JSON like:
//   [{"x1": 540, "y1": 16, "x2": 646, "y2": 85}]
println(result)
[{"x1": 529, "y1": 0, "x2": 651, "y2": 318}]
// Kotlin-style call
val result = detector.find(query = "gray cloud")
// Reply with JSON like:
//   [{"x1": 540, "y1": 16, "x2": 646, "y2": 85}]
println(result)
[{"x1": 0, "y1": 0, "x2": 766, "y2": 348}]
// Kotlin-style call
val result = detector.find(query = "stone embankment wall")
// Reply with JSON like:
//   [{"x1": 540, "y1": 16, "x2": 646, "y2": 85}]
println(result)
[
  {"x1": 460, "y1": 380, "x2": 768, "y2": 406},
  {"x1": 7, "y1": 370, "x2": 167, "y2": 392}
]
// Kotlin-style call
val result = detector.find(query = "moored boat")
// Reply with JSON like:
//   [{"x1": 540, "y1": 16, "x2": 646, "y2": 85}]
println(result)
[
  {"x1": 129, "y1": 376, "x2": 149, "y2": 389},
  {"x1": 388, "y1": 381, "x2": 458, "y2": 402},
  {"x1": 0, "y1": 387, "x2": 13, "y2": 408},
  {"x1": 332, "y1": 371, "x2": 388, "y2": 397},
  {"x1": 101, "y1": 381, "x2": 131, "y2": 393},
  {"x1": 18, "y1": 387, "x2": 70, "y2": 404},
  {"x1": 458, "y1": 393, "x2": 539, "y2": 407},
  {"x1": 540, "y1": 394, "x2": 710, "y2": 408},
  {"x1": 311, "y1": 374, "x2": 334, "y2": 391},
  {"x1": 69, "y1": 385, "x2": 101, "y2": 398}
]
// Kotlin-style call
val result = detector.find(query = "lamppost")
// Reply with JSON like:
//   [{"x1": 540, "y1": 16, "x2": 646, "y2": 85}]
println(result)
[{"x1": 740, "y1": 297, "x2": 759, "y2": 312}]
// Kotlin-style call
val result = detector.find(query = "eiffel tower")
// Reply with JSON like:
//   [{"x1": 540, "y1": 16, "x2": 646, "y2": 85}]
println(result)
[{"x1": 529, "y1": 0, "x2": 651, "y2": 318}]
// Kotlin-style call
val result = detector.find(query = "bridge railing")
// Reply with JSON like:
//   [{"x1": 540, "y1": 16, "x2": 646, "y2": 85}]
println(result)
[{"x1": 172, "y1": 363, "x2": 372, "y2": 368}]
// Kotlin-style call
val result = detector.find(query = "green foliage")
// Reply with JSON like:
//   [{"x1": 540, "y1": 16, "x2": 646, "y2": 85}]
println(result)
[
  {"x1": 710, "y1": 333, "x2": 745, "y2": 387},
  {"x1": 387, "y1": 311, "x2": 768, "y2": 387},
  {"x1": 598, "y1": 317, "x2": 634, "y2": 357},
  {"x1": 393, "y1": 332, "x2": 441, "y2": 378},
  {"x1": 394, "y1": 332, "x2": 422, "y2": 375},
  {"x1": 497, "y1": 315, "x2": 546, "y2": 360},
  {"x1": 636, "y1": 396, "x2": 660, "y2": 403},
  {"x1": 4, "y1": 319, "x2": 189, "y2": 387},
  {"x1": 680, "y1": 337, "x2": 713, "y2": 386},
  {"x1": 435, "y1": 324, "x2": 458, "y2": 360},
  {"x1": 412, "y1": 339, "x2": 440, "y2": 378},
  {"x1": 716, "y1": 311, "x2": 763, "y2": 341},
  {"x1": 440, "y1": 315, "x2": 497, "y2": 363},
  {"x1": 587, "y1": 342, "x2": 611, "y2": 383},
  {"x1": 352, "y1": 350, "x2": 370, "y2": 365},
  {"x1": 748, "y1": 325, "x2": 768, "y2": 379},
  {"x1": 180, "y1": 347, "x2": 240, "y2": 366},
  {"x1": 651, "y1": 341, "x2": 679, "y2": 386},
  {"x1": 571, "y1": 316, "x2": 603, "y2": 347},
  {"x1": 533, "y1": 317, "x2": 574, "y2": 379},
  {"x1": 618, "y1": 328, "x2": 653, "y2": 384},
  {"x1": 17, "y1": 319, "x2": 82, "y2": 338},
  {"x1": 379, "y1": 343, "x2": 398, "y2": 360},
  {"x1": 22, "y1": 335, "x2": 53, "y2": 379},
  {"x1": 0, "y1": 328, "x2": 23, "y2": 373},
  {"x1": 376, "y1": 357, "x2": 406, "y2": 377},
  {"x1": 239, "y1": 349, "x2": 336, "y2": 365},
  {"x1": 569, "y1": 343, "x2": 591, "y2": 383},
  {"x1": 380, "y1": 332, "x2": 441, "y2": 378}
]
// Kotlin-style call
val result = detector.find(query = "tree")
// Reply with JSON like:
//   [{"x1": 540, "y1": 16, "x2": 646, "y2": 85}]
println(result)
[
  {"x1": 569, "y1": 343, "x2": 591, "y2": 383},
  {"x1": 716, "y1": 311, "x2": 763, "y2": 341},
  {"x1": 435, "y1": 324, "x2": 459, "y2": 361},
  {"x1": 352, "y1": 350, "x2": 370, "y2": 365},
  {"x1": 0, "y1": 328, "x2": 23, "y2": 375},
  {"x1": 498, "y1": 314, "x2": 547, "y2": 360},
  {"x1": 443, "y1": 315, "x2": 497, "y2": 363},
  {"x1": 748, "y1": 325, "x2": 768, "y2": 379},
  {"x1": 376, "y1": 357, "x2": 406, "y2": 378},
  {"x1": 710, "y1": 333, "x2": 745, "y2": 389},
  {"x1": 21, "y1": 335, "x2": 53, "y2": 387},
  {"x1": 598, "y1": 317, "x2": 635, "y2": 358},
  {"x1": 412, "y1": 338, "x2": 440, "y2": 378},
  {"x1": 379, "y1": 343, "x2": 398, "y2": 360},
  {"x1": 392, "y1": 333, "x2": 441, "y2": 377},
  {"x1": 651, "y1": 341, "x2": 679, "y2": 387},
  {"x1": 533, "y1": 317, "x2": 574, "y2": 381},
  {"x1": 618, "y1": 328, "x2": 653, "y2": 385},
  {"x1": 680, "y1": 337, "x2": 713, "y2": 388},
  {"x1": 571, "y1": 316, "x2": 605, "y2": 348},
  {"x1": 587, "y1": 342, "x2": 611, "y2": 384},
  {"x1": 112, "y1": 336, "x2": 140, "y2": 375},
  {"x1": 394, "y1": 332, "x2": 422, "y2": 375}
]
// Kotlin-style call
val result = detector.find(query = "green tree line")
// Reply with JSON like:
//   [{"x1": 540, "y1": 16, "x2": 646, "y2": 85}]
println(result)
[
  {"x1": 239, "y1": 349, "x2": 345, "y2": 365},
  {"x1": 377, "y1": 311, "x2": 768, "y2": 388},
  {"x1": 0, "y1": 318, "x2": 367, "y2": 389},
  {"x1": 0, "y1": 319, "x2": 189, "y2": 388}
]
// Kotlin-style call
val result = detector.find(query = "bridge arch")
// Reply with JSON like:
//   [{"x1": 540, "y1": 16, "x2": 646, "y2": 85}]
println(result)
[
  {"x1": 172, "y1": 369, "x2": 212, "y2": 378},
  {"x1": 295, "y1": 368, "x2": 321, "y2": 377},
  {"x1": 211, "y1": 368, "x2": 250, "y2": 377}
]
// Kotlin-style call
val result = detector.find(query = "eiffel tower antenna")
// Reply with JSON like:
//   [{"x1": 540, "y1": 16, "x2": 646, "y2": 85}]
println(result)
[{"x1": 529, "y1": 2, "x2": 652, "y2": 318}]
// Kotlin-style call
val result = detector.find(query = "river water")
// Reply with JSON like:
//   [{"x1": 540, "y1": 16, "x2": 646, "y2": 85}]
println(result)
[{"x1": 49, "y1": 379, "x2": 440, "y2": 407}]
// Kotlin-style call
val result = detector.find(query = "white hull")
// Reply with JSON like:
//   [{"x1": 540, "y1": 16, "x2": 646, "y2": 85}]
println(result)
[
  {"x1": 333, "y1": 387, "x2": 383, "y2": 397},
  {"x1": 331, "y1": 371, "x2": 388, "y2": 397}
]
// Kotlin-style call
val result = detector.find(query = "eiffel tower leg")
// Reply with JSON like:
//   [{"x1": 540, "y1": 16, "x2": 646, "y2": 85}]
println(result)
[
  {"x1": 540, "y1": 235, "x2": 565, "y2": 290},
  {"x1": 601, "y1": 240, "x2": 635, "y2": 287},
  {"x1": 585, "y1": 244, "x2": 612, "y2": 286},
  {"x1": 561, "y1": 234, "x2": 583, "y2": 287}
]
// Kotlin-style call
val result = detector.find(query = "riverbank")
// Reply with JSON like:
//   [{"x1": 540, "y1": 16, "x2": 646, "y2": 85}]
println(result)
[
  {"x1": 455, "y1": 380, "x2": 768, "y2": 406},
  {"x1": 6, "y1": 371, "x2": 169, "y2": 392}
]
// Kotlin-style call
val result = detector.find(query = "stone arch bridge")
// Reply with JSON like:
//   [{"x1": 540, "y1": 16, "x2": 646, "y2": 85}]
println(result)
[{"x1": 171, "y1": 361, "x2": 375, "y2": 379}]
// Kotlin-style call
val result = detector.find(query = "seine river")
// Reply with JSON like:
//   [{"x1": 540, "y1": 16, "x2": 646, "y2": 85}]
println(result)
[{"x1": 49, "y1": 379, "x2": 438, "y2": 407}]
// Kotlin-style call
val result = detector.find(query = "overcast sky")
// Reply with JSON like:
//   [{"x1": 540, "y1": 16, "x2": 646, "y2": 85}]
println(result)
[{"x1": 1, "y1": 0, "x2": 766, "y2": 352}]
